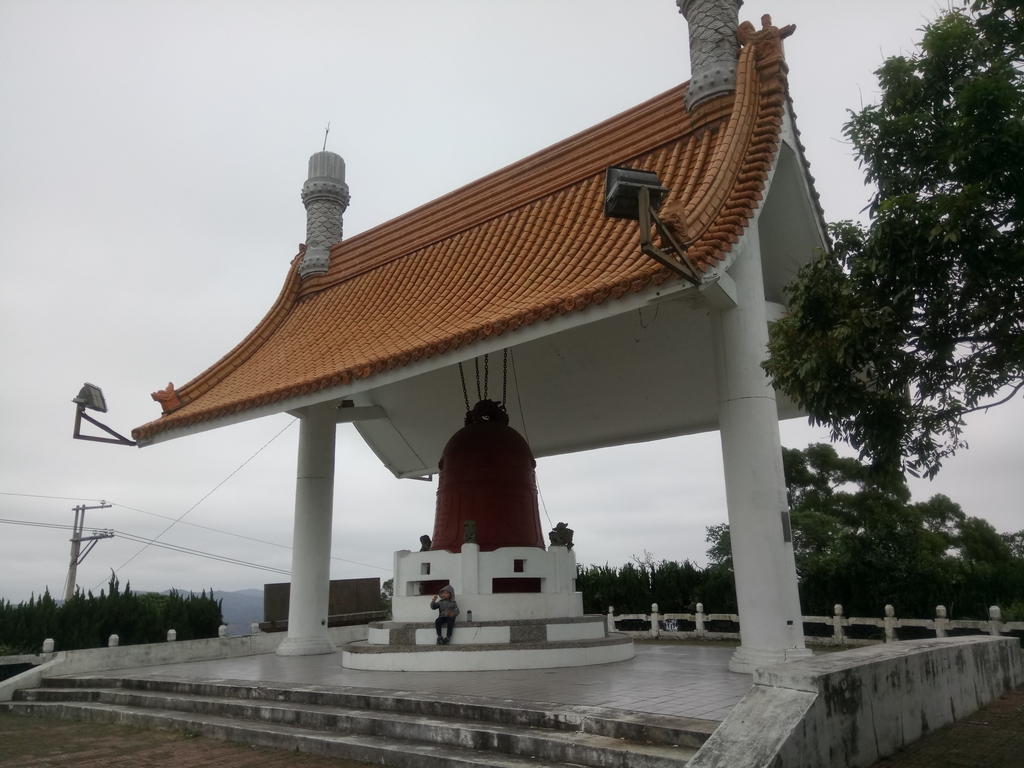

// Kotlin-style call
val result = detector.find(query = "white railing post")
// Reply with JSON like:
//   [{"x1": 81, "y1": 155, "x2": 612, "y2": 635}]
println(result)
[
  {"x1": 108, "y1": 634, "x2": 119, "y2": 647},
  {"x1": 251, "y1": 622, "x2": 261, "y2": 635},
  {"x1": 832, "y1": 604, "x2": 845, "y2": 645},
  {"x1": 42, "y1": 638, "x2": 54, "y2": 654},
  {"x1": 166, "y1": 629, "x2": 177, "y2": 642},
  {"x1": 695, "y1": 603, "x2": 706, "y2": 639},
  {"x1": 935, "y1": 606, "x2": 947, "y2": 638},
  {"x1": 883, "y1": 605, "x2": 896, "y2": 643},
  {"x1": 218, "y1": 624, "x2": 229, "y2": 638},
  {"x1": 651, "y1": 603, "x2": 660, "y2": 639},
  {"x1": 607, "y1": 606, "x2": 616, "y2": 634},
  {"x1": 989, "y1": 606, "x2": 1002, "y2": 637}
]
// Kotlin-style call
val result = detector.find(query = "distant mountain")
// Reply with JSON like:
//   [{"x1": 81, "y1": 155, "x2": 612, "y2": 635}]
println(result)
[
  {"x1": 163, "y1": 588, "x2": 264, "y2": 637},
  {"x1": 214, "y1": 589, "x2": 264, "y2": 636},
  {"x1": 230, "y1": 588, "x2": 265, "y2": 599}
]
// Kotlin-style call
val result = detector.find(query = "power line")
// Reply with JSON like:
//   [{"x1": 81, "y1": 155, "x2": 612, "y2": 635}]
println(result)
[
  {"x1": 0, "y1": 517, "x2": 290, "y2": 577},
  {"x1": 99, "y1": 417, "x2": 299, "y2": 589},
  {"x1": 107, "y1": 502, "x2": 389, "y2": 572},
  {"x1": 0, "y1": 499, "x2": 391, "y2": 573},
  {"x1": 0, "y1": 492, "x2": 108, "y2": 503}
]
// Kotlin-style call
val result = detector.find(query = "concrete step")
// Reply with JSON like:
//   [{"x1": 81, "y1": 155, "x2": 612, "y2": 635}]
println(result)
[
  {"x1": 4, "y1": 700, "x2": 584, "y2": 768},
  {"x1": 37, "y1": 675, "x2": 716, "y2": 749},
  {"x1": 11, "y1": 689, "x2": 696, "y2": 768},
  {"x1": 9, "y1": 675, "x2": 717, "y2": 767}
]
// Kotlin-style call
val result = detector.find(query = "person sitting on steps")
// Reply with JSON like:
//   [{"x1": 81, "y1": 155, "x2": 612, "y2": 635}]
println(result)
[{"x1": 430, "y1": 584, "x2": 459, "y2": 645}]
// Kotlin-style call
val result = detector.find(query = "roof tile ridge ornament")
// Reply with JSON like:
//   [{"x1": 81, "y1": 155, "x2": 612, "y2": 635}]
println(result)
[
  {"x1": 298, "y1": 151, "x2": 350, "y2": 279},
  {"x1": 737, "y1": 13, "x2": 796, "y2": 68},
  {"x1": 151, "y1": 382, "x2": 181, "y2": 413}
]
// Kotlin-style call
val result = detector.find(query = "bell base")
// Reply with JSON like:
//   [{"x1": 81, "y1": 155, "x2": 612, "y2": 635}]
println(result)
[{"x1": 342, "y1": 631, "x2": 634, "y2": 671}]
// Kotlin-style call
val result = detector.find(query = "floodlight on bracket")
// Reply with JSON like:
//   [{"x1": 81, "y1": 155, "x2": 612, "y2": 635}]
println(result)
[
  {"x1": 603, "y1": 166, "x2": 703, "y2": 286},
  {"x1": 72, "y1": 383, "x2": 137, "y2": 447}
]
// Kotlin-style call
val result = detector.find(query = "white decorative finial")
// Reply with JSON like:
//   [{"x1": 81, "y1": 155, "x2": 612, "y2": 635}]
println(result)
[
  {"x1": 677, "y1": 0, "x2": 743, "y2": 110},
  {"x1": 299, "y1": 150, "x2": 350, "y2": 279}
]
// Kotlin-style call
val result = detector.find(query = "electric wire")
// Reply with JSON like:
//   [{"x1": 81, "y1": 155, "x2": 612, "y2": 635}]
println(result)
[
  {"x1": 94, "y1": 417, "x2": 299, "y2": 590},
  {"x1": 0, "y1": 492, "x2": 108, "y2": 503},
  {"x1": 0, "y1": 493, "x2": 388, "y2": 572},
  {"x1": 107, "y1": 503, "x2": 389, "y2": 572},
  {"x1": 0, "y1": 517, "x2": 290, "y2": 576},
  {"x1": 508, "y1": 348, "x2": 555, "y2": 529}
]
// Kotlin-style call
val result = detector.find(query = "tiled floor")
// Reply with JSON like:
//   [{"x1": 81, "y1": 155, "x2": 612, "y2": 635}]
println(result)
[{"x1": 101, "y1": 643, "x2": 753, "y2": 721}]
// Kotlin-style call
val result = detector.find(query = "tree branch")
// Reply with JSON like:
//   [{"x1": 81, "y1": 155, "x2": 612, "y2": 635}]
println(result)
[{"x1": 962, "y1": 380, "x2": 1024, "y2": 416}]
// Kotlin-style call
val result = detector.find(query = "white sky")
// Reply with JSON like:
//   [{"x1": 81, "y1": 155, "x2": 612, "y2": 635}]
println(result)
[{"x1": 2, "y1": 1, "x2": 1020, "y2": 605}]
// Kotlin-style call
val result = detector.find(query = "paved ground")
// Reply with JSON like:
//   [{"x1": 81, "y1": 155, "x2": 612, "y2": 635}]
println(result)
[
  {"x1": 0, "y1": 712, "x2": 376, "y2": 767},
  {"x1": 5, "y1": 641, "x2": 1022, "y2": 766},
  {"x1": 103, "y1": 641, "x2": 754, "y2": 721}
]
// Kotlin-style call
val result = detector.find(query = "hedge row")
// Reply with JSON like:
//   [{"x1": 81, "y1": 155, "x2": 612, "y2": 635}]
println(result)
[{"x1": 0, "y1": 577, "x2": 223, "y2": 655}]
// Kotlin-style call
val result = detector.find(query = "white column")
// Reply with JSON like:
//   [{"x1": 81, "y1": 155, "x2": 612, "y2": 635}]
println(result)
[
  {"x1": 277, "y1": 403, "x2": 338, "y2": 656},
  {"x1": 709, "y1": 219, "x2": 811, "y2": 673}
]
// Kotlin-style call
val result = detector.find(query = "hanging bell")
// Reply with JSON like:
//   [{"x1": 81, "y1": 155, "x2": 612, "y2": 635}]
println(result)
[{"x1": 431, "y1": 400, "x2": 546, "y2": 553}]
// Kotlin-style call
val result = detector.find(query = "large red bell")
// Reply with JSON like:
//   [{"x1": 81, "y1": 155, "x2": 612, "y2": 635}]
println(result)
[{"x1": 432, "y1": 400, "x2": 546, "y2": 553}]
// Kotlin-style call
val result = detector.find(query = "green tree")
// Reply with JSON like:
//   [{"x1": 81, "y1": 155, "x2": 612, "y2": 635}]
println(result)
[
  {"x1": 764, "y1": 1, "x2": 1024, "y2": 478},
  {"x1": 781, "y1": 443, "x2": 1024, "y2": 618}
]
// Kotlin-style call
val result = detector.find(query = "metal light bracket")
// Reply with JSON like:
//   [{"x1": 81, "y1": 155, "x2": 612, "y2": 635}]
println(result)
[
  {"x1": 636, "y1": 185, "x2": 703, "y2": 286},
  {"x1": 72, "y1": 384, "x2": 136, "y2": 446}
]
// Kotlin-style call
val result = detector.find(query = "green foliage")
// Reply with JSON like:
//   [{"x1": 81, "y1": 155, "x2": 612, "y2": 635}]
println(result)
[
  {"x1": 380, "y1": 578, "x2": 393, "y2": 619},
  {"x1": 580, "y1": 444, "x2": 1024, "y2": 621},
  {"x1": 764, "y1": 0, "x2": 1024, "y2": 478},
  {"x1": 577, "y1": 551, "x2": 734, "y2": 614},
  {"x1": 0, "y1": 576, "x2": 223, "y2": 655},
  {"x1": 782, "y1": 443, "x2": 1024, "y2": 618}
]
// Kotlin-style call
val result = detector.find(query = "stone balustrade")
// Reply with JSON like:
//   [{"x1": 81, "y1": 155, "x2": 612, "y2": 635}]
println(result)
[{"x1": 609, "y1": 603, "x2": 1024, "y2": 645}]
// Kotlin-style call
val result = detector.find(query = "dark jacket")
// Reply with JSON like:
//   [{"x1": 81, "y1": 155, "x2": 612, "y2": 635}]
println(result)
[{"x1": 430, "y1": 584, "x2": 460, "y2": 618}]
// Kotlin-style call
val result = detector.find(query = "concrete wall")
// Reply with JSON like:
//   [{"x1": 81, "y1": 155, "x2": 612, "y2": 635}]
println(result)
[
  {"x1": 264, "y1": 577, "x2": 381, "y2": 622},
  {"x1": 0, "y1": 625, "x2": 366, "y2": 702},
  {"x1": 688, "y1": 636, "x2": 1024, "y2": 768}
]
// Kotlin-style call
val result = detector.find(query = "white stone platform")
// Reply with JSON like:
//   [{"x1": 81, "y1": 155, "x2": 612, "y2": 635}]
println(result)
[
  {"x1": 368, "y1": 615, "x2": 607, "y2": 646},
  {"x1": 344, "y1": 633, "x2": 635, "y2": 671}
]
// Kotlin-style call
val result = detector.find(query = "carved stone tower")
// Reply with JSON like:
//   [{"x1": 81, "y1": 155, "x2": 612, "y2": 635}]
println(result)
[
  {"x1": 299, "y1": 151, "x2": 350, "y2": 279},
  {"x1": 677, "y1": 0, "x2": 743, "y2": 110}
]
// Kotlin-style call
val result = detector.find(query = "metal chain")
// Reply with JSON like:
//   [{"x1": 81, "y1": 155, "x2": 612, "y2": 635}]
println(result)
[
  {"x1": 483, "y1": 354, "x2": 489, "y2": 399},
  {"x1": 458, "y1": 362, "x2": 470, "y2": 413},
  {"x1": 474, "y1": 358, "x2": 482, "y2": 402},
  {"x1": 502, "y1": 349, "x2": 508, "y2": 411}
]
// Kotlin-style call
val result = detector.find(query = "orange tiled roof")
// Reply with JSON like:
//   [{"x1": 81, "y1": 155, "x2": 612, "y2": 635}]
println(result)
[{"x1": 134, "y1": 26, "x2": 816, "y2": 443}]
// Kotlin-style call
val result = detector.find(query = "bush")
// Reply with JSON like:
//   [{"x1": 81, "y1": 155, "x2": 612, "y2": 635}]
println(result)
[
  {"x1": 577, "y1": 556, "x2": 732, "y2": 614},
  {"x1": 0, "y1": 576, "x2": 223, "y2": 654}
]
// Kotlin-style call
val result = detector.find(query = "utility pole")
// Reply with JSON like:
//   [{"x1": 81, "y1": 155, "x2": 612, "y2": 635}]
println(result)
[{"x1": 65, "y1": 502, "x2": 113, "y2": 602}]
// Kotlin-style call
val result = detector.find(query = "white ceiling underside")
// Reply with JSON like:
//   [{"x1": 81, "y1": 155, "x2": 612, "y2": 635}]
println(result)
[{"x1": 352, "y1": 132, "x2": 825, "y2": 478}]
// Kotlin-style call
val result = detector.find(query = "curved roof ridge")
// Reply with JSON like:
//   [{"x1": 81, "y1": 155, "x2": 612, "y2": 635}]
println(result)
[
  {"x1": 168, "y1": 258, "x2": 303, "y2": 411},
  {"x1": 133, "y1": 31, "x2": 804, "y2": 443},
  {"x1": 298, "y1": 82, "x2": 692, "y2": 296}
]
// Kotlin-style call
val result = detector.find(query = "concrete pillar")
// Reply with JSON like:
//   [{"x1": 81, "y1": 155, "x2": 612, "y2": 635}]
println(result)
[
  {"x1": 935, "y1": 606, "x2": 947, "y2": 638},
  {"x1": 461, "y1": 542, "x2": 480, "y2": 596},
  {"x1": 277, "y1": 403, "x2": 338, "y2": 656},
  {"x1": 832, "y1": 605, "x2": 845, "y2": 645},
  {"x1": 709, "y1": 219, "x2": 811, "y2": 673}
]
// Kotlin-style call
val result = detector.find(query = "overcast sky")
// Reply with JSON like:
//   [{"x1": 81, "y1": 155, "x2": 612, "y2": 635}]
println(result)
[{"x1": 1, "y1": 1, "x2": 1020, "y2": 607}]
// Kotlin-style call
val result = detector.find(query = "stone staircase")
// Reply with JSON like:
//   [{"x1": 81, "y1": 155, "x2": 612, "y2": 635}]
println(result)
[{"x1": 4, "y1": 675, "x2": 717, "y2": 767}]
